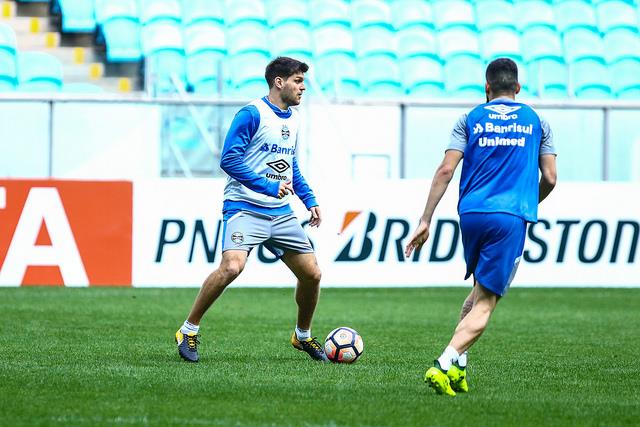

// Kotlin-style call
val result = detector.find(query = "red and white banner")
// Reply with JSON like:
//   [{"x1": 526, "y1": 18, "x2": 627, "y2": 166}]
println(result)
[{"x1": 1, "y1": 179, "x2": 638, "y2": 287}]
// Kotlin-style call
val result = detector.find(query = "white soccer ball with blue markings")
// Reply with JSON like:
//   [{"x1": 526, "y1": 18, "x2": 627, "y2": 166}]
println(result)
[{"x1": 324, "y1": 326, "x2": 364, "y2": 364}]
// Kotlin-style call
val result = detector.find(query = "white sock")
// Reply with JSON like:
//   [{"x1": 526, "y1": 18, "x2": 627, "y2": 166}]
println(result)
[
  {"x1": 295, "y1": 326, "x2": 311, "y2": 340},
  {"x1": 457, "y1": 351, "x2": 468, "y2": 368},
  {"x1": 181, "y1": 320, "x2": 199, "y2": 335},
  {"x1": 437, "y1": 346, "x2": 459, "y2": 371}
]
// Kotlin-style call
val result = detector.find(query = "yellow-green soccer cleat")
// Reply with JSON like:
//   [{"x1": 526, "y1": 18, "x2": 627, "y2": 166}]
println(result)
[
  {"x1": 291, "y1": 332, "x2": 329, "y2": 362},
  {"x1": 424, "y1": 363, "x2": 456, "y2": 396},
  {"x1": 447, "y1": 364, "x2": 469, "y2": 393},
  {"x1": 175, "y1": 330, "x2": 200, "y2": 363}
]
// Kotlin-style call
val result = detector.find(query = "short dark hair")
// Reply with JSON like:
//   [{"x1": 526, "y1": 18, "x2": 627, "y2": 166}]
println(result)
[
  {"x1": 265, "y1": 56, "x2": 309, "y2": 88},
  {"x1": 485, "y1": 58, "x2": 519, "y2": 94}
]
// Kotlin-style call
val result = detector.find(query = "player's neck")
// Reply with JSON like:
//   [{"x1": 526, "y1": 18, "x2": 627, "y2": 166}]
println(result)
[
  {"x1": 266, "y1": 93, "x2": 289, "y2": 111},
  {"x1": 488, "y1": 92, "x2": 516, "y2": 101}
]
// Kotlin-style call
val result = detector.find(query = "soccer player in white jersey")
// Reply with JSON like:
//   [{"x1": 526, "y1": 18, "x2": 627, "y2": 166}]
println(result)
[
  {"x1": 405, "y1": 58, "x2": 558, "y2": 395},
  {"x1": 175, "y1": 57, "x2": 328, "y2": 362}
]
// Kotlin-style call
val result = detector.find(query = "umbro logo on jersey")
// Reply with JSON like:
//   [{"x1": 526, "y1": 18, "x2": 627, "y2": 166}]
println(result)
[
  {"x1": 484, "y1": 104, "x2": 521, "y2": 115},
  {"x1": 281, "y1": 125, "x2": 290, "y2": 140},
  {"x1": 266, "y1": 159, "x2": 291, "y2": 173}
]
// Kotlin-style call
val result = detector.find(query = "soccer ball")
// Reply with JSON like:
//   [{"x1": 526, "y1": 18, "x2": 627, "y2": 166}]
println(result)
[{"x1": 324, "y1": 326, "x2": 364, "y2": 363}]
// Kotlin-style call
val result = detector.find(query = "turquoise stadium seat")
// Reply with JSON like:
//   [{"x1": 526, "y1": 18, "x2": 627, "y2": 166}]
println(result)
[
  {"x1": 437, "y1": 26, "x2": 481, "y2": 61},
  {"x1": 313, "y1": 54, "x2": 361, "y2": 97},
  {"x1": 554, "y1": 0, "x2": 598, "y2": 33},
  {"x1": 57, "y1": 0, "x2": 96, "y2": 32},
  {"x1": 443, "y1": 54, "x2": 484, "y2": 96},
  {"x1": 521, "y1": 26, "x2": 563, "y2": 62},
  {"x1": 141, "y1": 21, "x2": 185, "y2": 91},
  {"x1": 227, "y1": 22, "x2": 269, "y2": 55},
  {"x1": 270, "y1": 23, "x2": 312, "y2": 62},
  {"x1": 514, "y1": 0, "x2": 556, "y2": 31},
  {"x1": 432, "y1": 0, "x2": 476, "y2": 30},
  {"x1": 475, "y1": 0, "x2": 516, "y2": 31},
  {"x1": 139, "y1": 0, "x2": 181, "y2": 25},
  {"x1": 397, "y1": 26, "x2": 438, "y2": 59},
  {"x1": 354, "y1": 26, "x2": 396, "y2": 58},
  {"x1": 184, "y1": 22, "x2": 226, "y2": 93},
  {"x1": 310, "y1": 0, "x2": 350, "y2": 28},
  {"x1": 62, "y1": 82, "x2": 105, "y2": 93},
  {"x1": 313, "y1": 24, "x2": 354, "y2": 57},
  {"x1": 390, "y1": 0, "x2": 434, "y2": 30},
  {"x1": 596, "y1": 0, "x2": 639, "y2": 33},
  {"x1": 17, "y1": 52, "x2": 63, "y2": 92},
  {"x1": 563, "y1": 28, "x2": 605, "y2": 63},
  {"x1": 224, "y1": 0, "x2": 267, "y2": 26},
  {"x1": 182, "y1": 0, "x2": 224, "y2": 26},
  {"x1": 479, "y1": 27, "x2": 522, "y2": 61},
  {"x1": 141, "y1": 21, "x2": 183, "y2": 55},
  {"x1": 266, "y1": 0, "x2": 310, "y2": 27},
  {"x1": 95, "y1": 0, "x2": 142, "y2": 62},
  {"x1": 603, "y1": 28, "x2": 640, "y2": 64},
  {"x1": 357, "y1": 55, "x2": 403, "y2": 96},
  {"x1": 226, "y1": 52, "x2": 270, "y2": 96},
  {"x1": 512, "y1": 59, "x2": 533, "y2": 98},
  {"x1": 570, "y1": 58, "x2": 613, "y2": 98},
  {"x1": 527, "y1": 58, "x2": 568, "y2": 98},
  {"x1": 351, "y1": 0, "x2": 393, "y2": 29},
  {"x1": 0, "y1": 24, "x2": 17, "y2": 89},
  {"x1": 610, "y1": 58, "x2": 640, "y2": 98},
  {"x1": 400, "y1": 56, "x2": 445, "y2": 97}
]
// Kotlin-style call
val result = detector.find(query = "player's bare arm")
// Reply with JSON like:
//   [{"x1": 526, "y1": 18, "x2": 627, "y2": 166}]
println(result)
[
  {"x1": 405, "y1": 149, "x2": 464, "y2": 258},
  {"x1": 538, "y1": 154, "x2": 557, "y2": 203}
]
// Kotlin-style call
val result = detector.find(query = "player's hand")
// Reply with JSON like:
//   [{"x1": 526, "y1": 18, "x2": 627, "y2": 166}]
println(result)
[
  {"x1": 277, "y1": 181, "x2": 294, "y2": 198},
  {"x1": 404, "y1": 220, "x2": 430, "y2": 258},
  {"x1": 308, "y1": 206, "x2": 322, "y2": 227}
]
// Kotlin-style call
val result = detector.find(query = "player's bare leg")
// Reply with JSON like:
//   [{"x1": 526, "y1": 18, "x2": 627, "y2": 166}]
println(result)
[
  {"x1": 281, "y1": 251, "x2": 327, "y2": 361},
  {"x1": 449, "y1": 282, "x2": 499, "y2": 354},
  {"x1": 175, "y1": 250, "x2": 247, "y2": 362},
  {"x1": 447, "y1": 286, "x2": 476, "y2": 392}
]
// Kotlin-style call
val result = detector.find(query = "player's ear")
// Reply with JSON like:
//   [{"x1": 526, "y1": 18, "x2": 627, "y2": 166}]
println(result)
[
  {"x1": 274, "y1": 76, "x2": 284, "y2": 89},
  {"x1": 485, "y1": 82, "x2": 490, "y2": 101},
  {"x1": 515, "y1": 82, "x2": 521, "y2": 95}
]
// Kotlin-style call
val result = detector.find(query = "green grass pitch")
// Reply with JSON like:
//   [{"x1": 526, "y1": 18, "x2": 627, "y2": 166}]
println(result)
[{"x1": 1, "y1": 287, "x2": 639, "y2": 426}]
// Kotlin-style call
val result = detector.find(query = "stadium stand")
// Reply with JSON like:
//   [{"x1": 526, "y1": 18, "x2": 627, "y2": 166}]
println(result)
[{"x1": 0, "y1": 0, "x2": 639, "y2": 98}]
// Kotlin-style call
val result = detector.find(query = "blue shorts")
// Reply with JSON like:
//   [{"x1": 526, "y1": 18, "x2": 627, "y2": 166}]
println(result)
[{"x1": 460, "y1": 212, "x2": 527, "y2": 297}]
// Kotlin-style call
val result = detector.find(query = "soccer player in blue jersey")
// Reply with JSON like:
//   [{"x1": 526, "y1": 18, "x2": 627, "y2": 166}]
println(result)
[
  {"x1": 175, "y1": 57, "x2": 328, "y2": 362},
  {"x1": 404, "y1": 58, "x2": 557, "y2": 396}
]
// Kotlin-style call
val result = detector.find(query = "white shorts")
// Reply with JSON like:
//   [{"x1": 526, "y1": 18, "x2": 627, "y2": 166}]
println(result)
[{"x1": 222, "y1": 210, "x2": 314, "y2": 257}]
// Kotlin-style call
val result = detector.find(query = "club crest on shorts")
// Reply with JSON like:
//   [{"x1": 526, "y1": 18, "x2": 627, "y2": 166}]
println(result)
[
  {"x1": 281, "y1": 125, "x2": 290, "y2": 140},
  {"x1": 231, "y1": 232, "x2": 244, "y2": 244}
]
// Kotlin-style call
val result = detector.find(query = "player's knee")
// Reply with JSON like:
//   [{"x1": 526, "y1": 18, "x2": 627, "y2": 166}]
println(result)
[
  {"x1": 220, "y1": 260, "x2": 244, "y2": 280},
  {"x1": 304, "y1": 267, "x2": 322, "y2": 284}
]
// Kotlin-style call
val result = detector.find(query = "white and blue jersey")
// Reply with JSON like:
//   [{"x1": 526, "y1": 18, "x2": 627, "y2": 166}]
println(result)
[{"x1": 220, "y1": 96, "x2": 318, "y2": 220}]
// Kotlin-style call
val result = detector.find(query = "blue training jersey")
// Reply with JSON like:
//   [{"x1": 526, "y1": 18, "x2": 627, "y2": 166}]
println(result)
[{"x1": 456, "y1": 99, "x2": 546, "y2": 223}]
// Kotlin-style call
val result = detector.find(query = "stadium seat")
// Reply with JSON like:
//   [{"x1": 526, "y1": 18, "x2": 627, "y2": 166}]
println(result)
[
  {"x1": 313, "y1": 24, "x2": 354, "y2": 57},
  {"x1": 480, "y1": 27, "x2": 522, "y2": 62},
  {"x1": 443, "y1": 54, "x2": 484, "y2": 95},
  {"x1": 390, "y1": 0, "x2": 434, "y2": 30},
  {"x1": 309, "y1": 0, "x2": 350, "y2": 28},
  {"x1": 563, "y1": 28, "x2": 605, "y2": 63},
  {"x1": 351, "y1": 0, "x2": 393, "y2": 29},
  {"x1": 570, "y1": 58, "x2": 613, "y2": 98},
  {"x1": 432, "y1": 0, "x2": 476, "y2": 30},
  {"x1": 270, "y1": 23, "x2": 312, "y2": 62},
  {"x1": 553, "y1": 0, "x2": 598, "y2": 33},
  {"x1": 596, "y1": 0, "x2": 639, "y2": 33},
  {"x1": 0, "y1": 23, "x2": 17, "y2": 87},
  {"x1": 313, "y1": 53, "x2": 361, "y2": 97},
  {"x1": 603, "y1": 28, "x2": 640, "y2": 64},
  {"x1": 184, "y1": 22, "x2": 226, "y2": 93},
  {"x1": 521, "y1": 26, "x2": 563, "y2": 63},
  {"x1": 513, "y1": 0, "x2": 556, "y2": 31},
  {"x1": 266, "y1": 0, "x2": 310, "y2": 27},
  {"x1": 226, "y1": 22, "x2": 270, "y2": 56},
  {"x1": 17, "y1": 52, "x2": 63, "y2": 92},
  {"x1": 224, "y1": 0, "x2": 267, "y2": 26},
  {"x1": 139, "y1": 0, "x2": 181, "y2": 25},
  {"x1": 396, "y1": 26, "x2": 438, "y2": 59},
  {"x1": 399, "y1": 56, "x2": 445, "y2": 97},
  {"x1": 357, "y1": 55, "x2": 403, "y2": 96},
  {"x1": 140, "y1": 20, "x2": 185, "y2": 91},
  {"x1": 95, "y1": 0, "x2": 142, "y2": 62},
  {"x1": 354, "y1": 26, "x2": 396, "y2": 58},
  {"x1": 57, "y1": 0, "x2": 96, "y2": 32},
  {"x1": 141, "y1": 21, "x2": 183, "y2": 55},
  {"x1": 184, "y1": 21, "x2": 225, "y2": 55},
  {"x1": 475, "y1": 0, "x2": 516, "y2": 31},
  {"x1": 226, "y1": 51, "x2": 270, "y2": 94},
  {"x1": 182, "y1": 0, "x2": 225, "y2": 26},
  {"x1": 610, "y1": 58, "x2": 640, "y2": 98},
  {"x1": 527, "y1": 58, "x2": 569, "y2": 98},
  {"x1": 437, "y1": 26, "x2": 481, "y2": 61}
]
